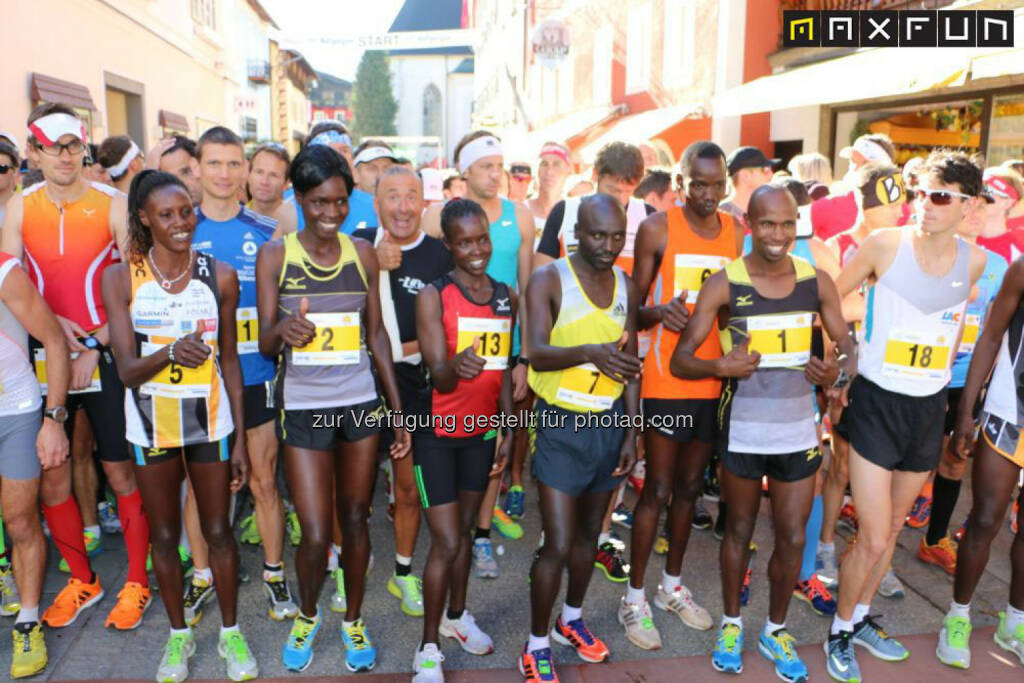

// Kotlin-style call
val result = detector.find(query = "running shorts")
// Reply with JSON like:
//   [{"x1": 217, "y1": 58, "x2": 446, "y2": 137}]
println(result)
[
  {"x1": 531, "y1": 397, "x2": 627, "y2": 497},
  {"x1": 412, "y1": 430, "x2": 495, "y2": 508},
  {"x1": 0, "y1": 411, "x2": 41, "y2": 479},
  {"x1": 66, "y1": 351, "x2": 129, "y2": 462},
  {"x1": 981, "y1": 412, "x2": 1024, "y2": 468},
  {"x1": 723, "y1": 446, "x2": 822, "y2": 483},
  {"x1": 277, "y1": 398, "x2": 383, "y2": 451},
  {"x1": 132, "y1": 436, "x2": 231, "y2": 466},
  {"x1": 243, "y1": 382, "x2": 275, "y2": 430},
  {"x1": 642, "y1": 398, "x2": 717, "y2": 444}
]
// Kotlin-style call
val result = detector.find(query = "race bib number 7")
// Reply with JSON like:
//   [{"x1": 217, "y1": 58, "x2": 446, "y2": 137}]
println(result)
[
  {"x1": 456, "y1": 317, "x2": 511, "y2": 370},
  {"x1": 882, "y1": 328, "x2": 951, "y2": 381},
  {"x1": 673, "y1": 254, "x2": 730, "y2": 304},
  {"x1": 556, "y1": 363, "x2": 619, "y2": 411},
  {"x1": 746, "y1": 313, "x2": 813, "y2": 368},
  {"x1": 294, "y1": 312, "x2": 360, "y2": 366}
]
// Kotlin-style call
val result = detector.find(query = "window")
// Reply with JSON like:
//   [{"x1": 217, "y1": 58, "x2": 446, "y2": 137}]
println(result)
[
  {"x1": 423, "y1": 84, "x2": 442, "y2": 138},
  {"x1": 191, "y1": 0, "x2": 216, "y2": 30},
  {"x1": 626, "y1": 2, "x2": 652, "y2": 94},
  {"x1": 313, "y1": 110, "x2": 326, "y2": 122},
  {"x1": 663, "y1": 1, "x2": 697, "y2": 89},
  {"x1": 334, "y1": 111, "x2": 346, "y2": 123},
  {"x1": 592, "y1": 26, "x2": 613, "y2": 105},
  {"x1": 240, "y1": 116, "x2": 258, "y2": 141}
]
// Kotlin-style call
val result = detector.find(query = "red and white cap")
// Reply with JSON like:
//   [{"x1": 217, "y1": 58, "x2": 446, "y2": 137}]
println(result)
[
  {"x1": 28, "y1": 113, "x2": 86, "y2": 147},
  {"x1": 985, "y1": 175, "x2": 1020, "y2": 203},
  {"x1": 539, "y1": 142, "x2": 570, "y2": 164}
]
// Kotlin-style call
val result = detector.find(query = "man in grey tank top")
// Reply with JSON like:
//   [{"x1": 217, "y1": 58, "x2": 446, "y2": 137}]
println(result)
[{"x1": 825, "y1": 151, "x2": 988, "y2": 682}]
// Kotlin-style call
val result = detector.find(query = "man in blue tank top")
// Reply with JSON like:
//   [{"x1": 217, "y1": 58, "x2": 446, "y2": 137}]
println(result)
[{"x1": 190, "y1": 127, "x2": 298, "y2": 623}]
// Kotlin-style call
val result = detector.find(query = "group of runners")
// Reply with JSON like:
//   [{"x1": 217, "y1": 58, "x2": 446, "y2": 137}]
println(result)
[{"x1": 0, "y1": 102, "x2": 1020, "y2": 683}]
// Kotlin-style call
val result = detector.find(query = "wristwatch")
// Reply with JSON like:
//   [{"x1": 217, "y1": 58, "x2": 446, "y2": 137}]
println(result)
[
  {"x1": 516, "y1": 357, "x2": 530, "y2": 368},
  {"x1": 82, "y1": 336, "x2": 102, "y2": 352},
  {"x1": 831, "y1": 368, "x2": 850, "y2": 390},
  {"x1": 44, "y1": 406, "x2": 69, "y2": 423}
]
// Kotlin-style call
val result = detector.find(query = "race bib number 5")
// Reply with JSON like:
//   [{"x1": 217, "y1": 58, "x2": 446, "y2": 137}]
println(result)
[
  {"x1": 456, "y1": 317, "x2": 511, "y2": 370},
  {"x1": 674, "y1": 254, "x2": 730, "y2": 304},
  {"x1": 236, "y1": 307, "x2": 259, "y2": 355},
  {"x1": 882, "y1": 328, "x2": 951, "y2": 381},
  {"x1": 139, "y1": 342, "x2": 213, "y2": 398},
  {"x1": 746, "y1": 313, "x2": 812, "y2": 368},
  {"x1": 294, "y1": 312, "x2": 360, "y2": 366},
  {"x1": 555, "y1": 363, "x2": 619, "y2": 411},
  {"x1": 35, "y1": 349, "x2": 101, "y2": 395}
]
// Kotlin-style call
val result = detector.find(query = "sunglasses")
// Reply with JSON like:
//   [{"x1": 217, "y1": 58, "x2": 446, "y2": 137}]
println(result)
[
  {"x1": 913, "y1": 188, "x2": 973, "y2": 206},
  {"x1": 0, "y1": 164, "x2": 12, "y2": 174}
]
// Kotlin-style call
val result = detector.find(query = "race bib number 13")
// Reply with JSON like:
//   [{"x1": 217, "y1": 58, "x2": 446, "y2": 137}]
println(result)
[
  {"x1": 294, "y1": 312, "x2": 360, "y2": 366},
  {"x1": 456, "y1": 317, "x2": 511, "y2": 370}
]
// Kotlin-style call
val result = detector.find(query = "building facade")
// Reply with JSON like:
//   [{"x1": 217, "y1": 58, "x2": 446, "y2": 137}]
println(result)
[
  {"x1": 310, "y1": 72, "x2": 354, "y2": 126},
  {"x1": 270, "y1": 41, "x2": 317, "y2": 155}
]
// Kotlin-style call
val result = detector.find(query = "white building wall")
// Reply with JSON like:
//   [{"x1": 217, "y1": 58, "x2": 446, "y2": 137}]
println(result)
[
  {"x1": 770, "y1": 106, "x2": 821, "y2": 151},
  {"x1": 392, "y1": 55, "x2": 473, "y2": 164}
]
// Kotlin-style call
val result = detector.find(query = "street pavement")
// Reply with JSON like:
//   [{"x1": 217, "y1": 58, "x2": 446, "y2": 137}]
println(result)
[{"x1": 3, "y1": 458, "x2": 1021, "y2": 681}]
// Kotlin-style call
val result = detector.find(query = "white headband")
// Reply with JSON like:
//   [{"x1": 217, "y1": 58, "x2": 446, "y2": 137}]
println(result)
[
  {"x1": 841, "y1": 138, "x2": 891, "y2": 165},
  {"x1": 355, "y1": 146, "x2": 396, "y2": 166},
  {"x1": 28, "y1": 113, "x2": 86, "y2": 147},
  {"x1": 105, "y1": 141, "x2": 140, "y2": 178},
  {"x1": 457, "y1": 136, "x2": 503, "y2": 173}
]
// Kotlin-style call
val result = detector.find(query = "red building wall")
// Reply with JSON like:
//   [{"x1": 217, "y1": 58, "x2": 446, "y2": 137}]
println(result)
[{"x1": 739, "y1": 0, "x2": 779, "y2": 151}]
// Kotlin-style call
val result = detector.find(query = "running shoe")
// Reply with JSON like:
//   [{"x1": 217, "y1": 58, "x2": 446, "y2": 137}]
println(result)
[
  {"x1": 58, "y1": 530, "x2": 102, "y2": 573},
  {"x1": 617, "y1": 597, "x2": 662, "y2": 650},
  {"x1": 905, "y1": 495, "x2": 932, "y2": 529},
  {"x1": 594, "y1": 541, "x2": 629, "y2": 583},
  {"x1": 611, "y1": 503, "x2": 633, "y2": 530},
  {"x1": 815, "y1": 544, "x2": 839, "y2": 587},
  {"x1": 492, "y1": 507, "x2": 524, "y2": 539},
  {"x1": 551, "y1": 616, "x2": 609, "y2": 662},
  {"x1": 218, "y1": 629, "x2": 258, "y2": 681},
  {"x1": 387, "y1": 574, "x2": 424, "y2": 617},
  {"x1": 238, "y1": 513, "x2": 261, "y2": 545},
  {"x1": 329, "y1": 568, "x2": 347, "y2": 613},
  {"x1": 179, "y1": 546, "x2": 194, "y2": 579},
  {"x1": 739, "y1": 567, "x2": 752, "y2": 607},
  {"x1": 42, "y1": 575, "x2": 104, "y2": 627},
  {"x1": 653, "y1": 584, "x2": 712, "y2": 630},
  {"x1": 917, "y1": 535, "x2": 957, "y2": 575},
  {"x1": 286, "y1": 508, "x2": 302, "y2": 547},
  {"x1": 98, "y1": 501, "x2": 121, "y2": 534},
  {"x1": 412, "y1": 642, "x2": 445, "y2": 682},
  {"x1": 993, "y1": 610, "x2": 1024, "y2": 666},
  {"x1": 628, "y1": 460, "x2": 645, "y2": 495},
  {"x1": 0, "y1": 565, "x2": 20, "y2": 616},
  {"x1": 282, "y1": 611, "x2": 321, "y2": 672},
  {"x1": 852, "y1": 614, "x2": 908, "y2": 661},
  {"x1": 105, "y1": 581, "x2": 151, "y2": 630},
  {"x1": 878, "y1": 568, "x2": 905, "y2": 599},
  {"x1": 758, "y1": 628, "x2": 807, "y2": 682},
  {"x1": 505, "y1": 485, "x2": 526, "y2": 519},
  {"x1": 837, "y1": 503, "x2": 858, "y2": 534},
  {"x1": 793, "y1": 576, "x2": 836, "y2": 616},
  {"x1": 519, "y1": 645, "x2": 559, "y2": 682},
  {"x1": 472, "y1": 538, "x2": 500, "y2": 579},
  {"x1": 936, "y1": 614, "x2": 971, "y2": 669},
  {"x1": 824, "y1": 630, "x2": 861, "y2": 683},
  {"x1": 952, "y1": 522, "x2": 966, "y2": 543},
  {"x1": 653, "y1": 524, "x2": 669, "y2": 555},
  {"x1": 711, "y1": 623, "x2": 743, "y2": 674},
  {"x1": 182, "y1": 576, "x2": 215, "y2": 626},
  {"x1": 440, "y1": 609, "x2": 494, "y2": 655},
  {"x1": 156, "y1": 629, "x2": 195, "y2": 683},
  {"x1": 264, "y1": 575, "x2": 299, "y2": 620},
  {"x1": 11, "y1": 622, "x2": 47, "y2": 679},
  {"x1": 340, "y1": 619, "x2": 377, "y2": 672},
  {"x1": 692, "y1": 499, "x2": 713, "y2": 530}
]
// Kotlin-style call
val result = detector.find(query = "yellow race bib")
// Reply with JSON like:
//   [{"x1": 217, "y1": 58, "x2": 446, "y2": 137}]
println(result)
[
  {"x1": 236, "y1": 306, "x2": 259, "y2": 355},
  {"x1": 293, "y1": 312, "x2": 360, "y2": 366},
  {"x1": 958, "y1": 314, "x2": 980, "y2": 355},
  {"x1": 139, "y1": 341, "x2": 214, "y2": 398},
  {"x1": 882, "y1": 328, "x2": 951, "y2": 382},
  {"x1": 673, "y1": 254, "x2": 730, "y2": 304},
  {"x1": 456, "y1": 317, "x2": 511, "y2": 370},
  {"x1": 746, "y1": 313, "x2": 813, "y2": 368},
  {"x1": 555, "y1": 363, "x2": 619, "y2": 411},
  {"x1": 34, "y1": 349, "x2": 101, "y2": 395}
]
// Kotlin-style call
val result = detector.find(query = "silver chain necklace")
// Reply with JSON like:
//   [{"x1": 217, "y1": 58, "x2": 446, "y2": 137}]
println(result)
[{"x1": 148, "y1": 248, "x2": 193, "y2": 290}]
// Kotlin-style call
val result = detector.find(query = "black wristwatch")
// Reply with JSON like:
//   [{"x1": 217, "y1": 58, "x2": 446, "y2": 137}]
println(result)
[
  {"x1": 831, "y1": 368, "x2": 850, "y2": 390},
  {"x1": 44, "y1": 406, "x2": 69, "y2": 423},
  {"x1": 82, "y1": 336, "x2": 102, "y2": 352},
  {"x1": 516, "y1": 357, "x2": 530, "y2": 368}
]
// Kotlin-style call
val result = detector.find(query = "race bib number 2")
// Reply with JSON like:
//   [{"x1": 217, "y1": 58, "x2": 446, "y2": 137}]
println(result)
[
  {"x1": 294, "y1": 313, "x2": 360, "y2": 366},
  {"x1": 882, "y1": 328, "x2": 951, "y2": 381},
  {"x1": 556, "y1": 363, "x2": 619, "y2": 411},
  {"x1": 673, "y1": 255, "x2": 730, "y2": 304},
  {"x1": 456, "y1": 317, "x2": 511, "y2": 370}
]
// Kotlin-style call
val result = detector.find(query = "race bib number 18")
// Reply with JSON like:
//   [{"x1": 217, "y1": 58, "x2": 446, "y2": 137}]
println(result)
[
  {"x1": 294, "y1": 312, "x2": 360, "y2": 366},
  {"x1": 882, "y1": 328, "x2": 951, "y2": 381}
]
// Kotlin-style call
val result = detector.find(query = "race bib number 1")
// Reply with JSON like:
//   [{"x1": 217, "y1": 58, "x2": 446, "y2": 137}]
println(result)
[
  {"x1": 236, "y1": 307, "x2": 259, "y2": 355},
  {"x1": 294, "y1": 313, "x2": 360, "y2": 366},
  {"x1": 673, "y1": 254, "x2": 730, "y2": 304},
  {"x1": 882, "y1": 328, "x2": 951, "y2": 381},
  {"x1": 35, "y1": 349, "x2": 101, "y2": 395},
  {"x1": 456, "y1": 317, "x2": 511, "y2": 370},
  {"x1": 139, "y1": 342, "x2": 214, "y2": 398},
  {"x1": 556, "y1": 363, "x2": 619, "y2": 411},
  {"x1": 746, "y1": 313, "x2": 813, "y2": 368}
]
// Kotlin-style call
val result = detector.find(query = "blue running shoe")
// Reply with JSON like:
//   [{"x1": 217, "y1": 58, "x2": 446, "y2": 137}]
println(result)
[
  {"x1": 793, "y1": 577, "x2": 837, "y2": 616},
  {"x1": 758, "y1": 628, "x2": 807, "y2": 682},
  {"x1": 711, "y1": 623, "x2": 744, "y2": 674},
  {"x1": 852, "y1": 615, "x2": 908, "y2": 661},
  {"x1": 611, "y1": 503, "x2": 634, "y2": 530},
  {"x1": 282, "y1": 611, "x2": 321, "y2": 672},
  {"x1": 341, "y1": 619, "x2": 377, "y2": 672},
  {"x1": 519, "y1": 644, "x2": 559, "y2": 682},
  {"x1": 824, "y1": 630, "x2": 861, "y2": 682},
  {"x1": 504, "y1": 486, "x2": 525, "y2": 519}
]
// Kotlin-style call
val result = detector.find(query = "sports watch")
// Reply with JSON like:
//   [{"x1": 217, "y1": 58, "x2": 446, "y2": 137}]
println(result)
[{"x1": 44, "y1": 406, "x2": 69, "y2": 423}]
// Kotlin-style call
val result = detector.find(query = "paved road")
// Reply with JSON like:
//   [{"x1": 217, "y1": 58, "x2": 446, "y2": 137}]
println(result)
[{"x1": 3, "y1": 460, "x2": 1020, "y2": 681}]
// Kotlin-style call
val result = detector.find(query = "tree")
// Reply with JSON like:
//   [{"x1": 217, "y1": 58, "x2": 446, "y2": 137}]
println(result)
[{"x1": 352, "y1": 51, "x2": 398, "y2": 139}]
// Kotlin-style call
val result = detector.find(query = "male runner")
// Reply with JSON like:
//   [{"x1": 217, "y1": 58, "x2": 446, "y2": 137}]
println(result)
[
  {"x1": 977, "y1": 170, "x2": 1024, "y2": 264},
  {"x1": 0, "y1": 251, "x2": 70, "y2": 678},
  {"x1": 620, "y1": 141, "x2": 741, "y2": 650},
  {"x1": 443, "y1": 175, "x2": 466, "y2": 201},
  {"x1": 720, "y1": 147, "x2": 777, "y2": 224},
  {"x1": 937, "y1": 257, "x2": 1024, "y2": 669},
  {"x1": 148, "y1": 135, "x2": 202, "y2": 204},
  {"x1": 345, "y1": 140, "x2": 398, "y2": 233},
  {"x1": 246, "y1": 142, "x2": 290, "y2": 221},
  {"x1": 521, "y1": 193, "x2": 641, "y2": 683},
  {"x1": 825, "y1": 150, "x2": 987, "y2": 682},
  {"x1": 184, "y1": 126, "x2": 297, "y2": 624},
  {"x1": 353, "y1": 166, "x2": 453, "y2": 617},
  {"x1": 96, "y1": 135, "x2": 144, "y2": 194},
  {"x1": 1, "y1": 103, "x2": 152, "y2": 630},
  {"x1": 423, "y1": 131, "x2": 533, "y2": 577},
  {"x1": 634, "y1": 170, "x2": 676, "y2": 213},
  {"x1": 673, "y1": 183, "x2": 855, "y2": 680},
  {"x1": 508, "y1": 162, "x2": 532, "y2": 203}
]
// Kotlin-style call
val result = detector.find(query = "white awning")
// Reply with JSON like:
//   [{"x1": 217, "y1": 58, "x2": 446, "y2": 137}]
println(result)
[
  {"x1": 576, "y1": 103, "x2": 706, "y2": 163},
  {"x1": 527, "y1": 105, "x2": 621, "y2": 147}
]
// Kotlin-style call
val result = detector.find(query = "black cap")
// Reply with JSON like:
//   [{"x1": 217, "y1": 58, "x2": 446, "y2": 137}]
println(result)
[
  {"x1": 509, "y1": 163, "x2": 532, "y2": 176},
  {"x1": 727, "y1": 147, "x2": 779, "y2": 176}
]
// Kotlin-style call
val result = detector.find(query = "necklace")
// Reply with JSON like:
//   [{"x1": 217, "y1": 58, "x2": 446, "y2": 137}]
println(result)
[{"x1": 148, "y1": 248, "x2": 193, "y2": 290}]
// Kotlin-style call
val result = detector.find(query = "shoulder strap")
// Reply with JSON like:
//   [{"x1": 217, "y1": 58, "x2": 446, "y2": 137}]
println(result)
[
  {"x1": 791, "y1": 254, "x2": 816, "y2": 280},
  {"x1": 724, "y1": 257, "x2": 751, "y2": 285},
  {"x1": 338, "y1": 232, "x2": 368, "y2": 288}
]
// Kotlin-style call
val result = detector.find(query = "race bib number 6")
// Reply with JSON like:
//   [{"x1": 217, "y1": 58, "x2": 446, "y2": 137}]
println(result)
[
  {"x1": 456, "y1": 317, "x2": 511, "y2": 370},
  {"x1": 673, "y1": 254, "x2": 730, "y2": 304},
  {"x1": 882, "y1": 328, "x2": 951, "y2": 381},
  {"x1": 294, "y1": 312, "x2": 360, "y2": 366},
  {"x1": 556, "y1": 363, "x2": 619, "y2": 411}
]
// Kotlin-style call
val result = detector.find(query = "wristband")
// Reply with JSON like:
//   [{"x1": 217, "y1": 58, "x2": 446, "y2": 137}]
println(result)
[{"x1": 168, "y1": 341, "x2": 176, "y2": 364}]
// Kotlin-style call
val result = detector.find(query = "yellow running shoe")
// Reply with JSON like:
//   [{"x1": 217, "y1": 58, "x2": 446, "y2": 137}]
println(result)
[{"x1": 11, "y1": 622, "x2": 47, "y2": 678}]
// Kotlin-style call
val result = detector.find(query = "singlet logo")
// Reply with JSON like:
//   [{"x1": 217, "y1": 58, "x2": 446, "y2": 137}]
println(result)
[
  {"x1": 613, "y1": 301, "x2": 626, "y2": 316},
  {"x1": 197, "y1": 254, "x2": 210, "y2": 277},
  {"x1": 243, "y1": 241, "x2": 258, "y2": 256},
  {"x1": 284, "y1": 276, "x2": 306, "y2": 290},
  {"x1": 82, "y1": 208, "x2": 95, "y2": 217},
  {"x1": 397, "y1": 275, "x2": 425, "y2": 296},
  {"x1": 495, "y1": 297, "x2": 511, "y2": 313},
  {"x1": 736, "y1": 294, "x2": 753, "y2": 307}
]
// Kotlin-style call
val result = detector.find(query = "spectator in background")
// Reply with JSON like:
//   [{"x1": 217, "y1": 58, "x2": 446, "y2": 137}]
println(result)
[
  {"x1": 442, "y1": 174, "x2": 466, "y2": 200},
  {"x1": 82, "y1": 143, "x2": 112, "y2": 185},
  {"x1": 0, "y1": 141, "x2": 19, "y2": 225},
  {"x1": 638, "y1": 142, "x2": 661, "y2": 169},
  {"x1": 527, "y1": 142, "x2": 572, "y2": 248},
  {"x1": 566, "y1": 176, "x2": 594, "y2": 197},
  {"x1": 345, "y1": 139, "x2": 399, "y2": 232},
  {"x1": 721, "y1": 146, "x2": 778, "y2": 224},
  {"x1": 149, "y1": 135, "x2": 202, "y2": 204},
  {"x1": 977, "y1": 169, "x2": 1024, "y2": 263},
  {"x1": 508, "y1": 161, "x2": 532, "y2": 202},
  {"x1": 788, "y1": 152, "x2": 833, "y2": 201},
  {"x1": 634, "y1": 169, "x2": 675, "y2": 213},
  {"x1": 97, "y1": 135, "x2": 144, "y2": 194}
]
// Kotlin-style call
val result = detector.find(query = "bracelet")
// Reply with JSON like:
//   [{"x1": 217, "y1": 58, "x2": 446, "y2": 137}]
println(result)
[{"x1": 168, "y1": 341, "x2": 176, "y2": 364}]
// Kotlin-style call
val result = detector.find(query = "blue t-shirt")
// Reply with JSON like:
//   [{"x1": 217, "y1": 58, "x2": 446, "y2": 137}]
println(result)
[
  {"x1": 192, "y1": 207, "x2": 276, "y2": 386},
  {"x1": 951, "y1": 248, "x2": 1009, "y2": 388},
  {"x1": 283, "y1": 187, "x2": 305, "y2": 233}
]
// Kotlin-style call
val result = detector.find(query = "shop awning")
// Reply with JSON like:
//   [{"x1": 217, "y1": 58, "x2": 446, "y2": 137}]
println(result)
[
  {"x1": 576, "y1": 103, "x2": 707, "y2": 163},
  {"x1": 29, "y1": 72, "x2": 97, "y2": 111},
  {"x1": 528, "y1": 105, "x2": 622, "y2": 148},
  {"x1": 158, "y1": 110, "x2": 190, "y2": 132}
]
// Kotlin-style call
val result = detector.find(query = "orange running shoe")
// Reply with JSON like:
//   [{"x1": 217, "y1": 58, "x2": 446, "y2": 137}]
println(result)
[
  {"x1": 105, "y1": 581, "x2": 151, "y2": 630},
  {"x1": 551, "y1": 617, "x2": 609, "y2": 663},
  {"x1": 519, "y1": 644, "x2": 559, "y2": 682},
  {"x1": 917, "y1": 536, "x2": 957, "y2": 575},
  {"x1": 42, "y1": 575, "x2": 104, "y2": 627}
]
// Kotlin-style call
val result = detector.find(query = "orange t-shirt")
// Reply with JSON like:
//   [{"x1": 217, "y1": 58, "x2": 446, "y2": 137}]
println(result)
[{"x1": 641, "y1": 208, "x2": 738, "y2": 400}]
